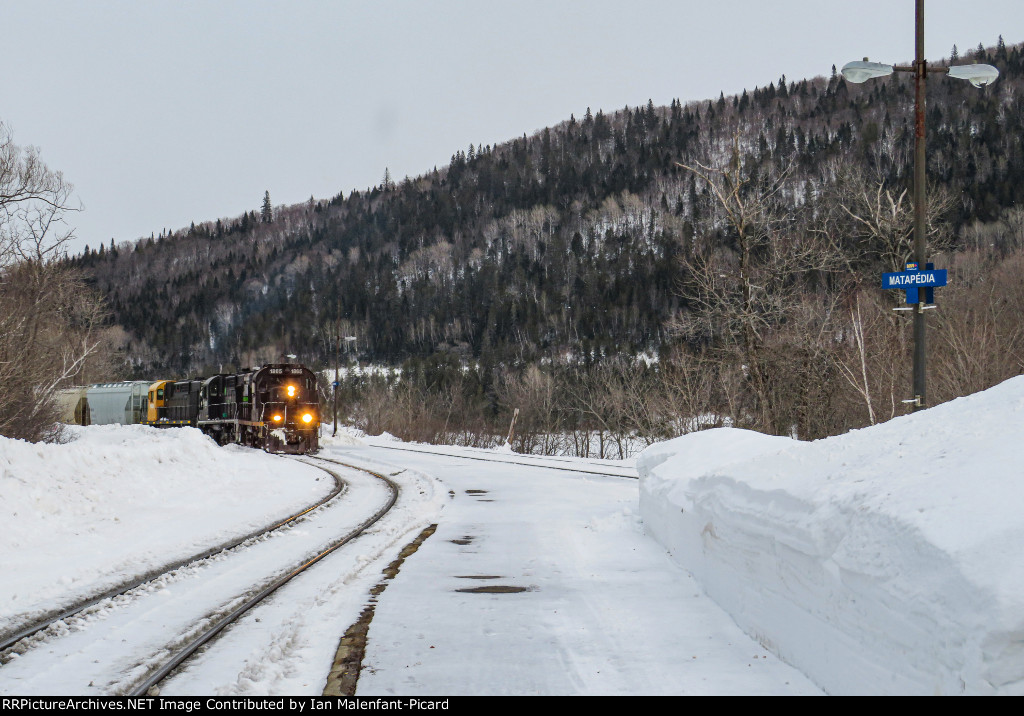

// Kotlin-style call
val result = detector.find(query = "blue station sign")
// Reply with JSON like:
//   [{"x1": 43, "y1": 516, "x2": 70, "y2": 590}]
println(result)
[{"x1": 882, "y1": 263, "x2": 947, "y2": 304}]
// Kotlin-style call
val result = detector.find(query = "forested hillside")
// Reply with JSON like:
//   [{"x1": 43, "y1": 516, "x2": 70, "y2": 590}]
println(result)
[{"x1": 75, "y1": 39, "x2": 1024, "y2": 447}]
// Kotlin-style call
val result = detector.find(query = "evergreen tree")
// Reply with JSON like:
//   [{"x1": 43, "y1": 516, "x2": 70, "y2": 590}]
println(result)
[{"x1": 261, "y1": 191, "x2": 273, "y2": 223}]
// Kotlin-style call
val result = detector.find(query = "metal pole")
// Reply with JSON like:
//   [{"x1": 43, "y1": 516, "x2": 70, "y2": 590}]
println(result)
[
  {"x1": 912, "y1": 0, "x2": 927, "y2": 410},
  {"x1": 333, "y1": 331, "x2": 339, "y2": 437},
  {"x1": 506, "y1": 408, "x2": 520, "y2": 446}
]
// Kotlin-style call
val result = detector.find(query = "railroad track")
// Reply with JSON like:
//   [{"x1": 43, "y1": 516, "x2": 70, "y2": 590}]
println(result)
[
  {"x1": 0, "y1": 456, "x2": 346, "y2": 654},
  {"x1": 0, "y1": 456, "x2": 400, "y2": 696},
  {"x1": 2, "y1": 442, "x2": 624, "y2": 695},
  {"x1": 352, "y1": 440, "x2": 639, "y2": 479},
  {"x1": 129, "y1": 456, "x2": 398, "y2": 696}
]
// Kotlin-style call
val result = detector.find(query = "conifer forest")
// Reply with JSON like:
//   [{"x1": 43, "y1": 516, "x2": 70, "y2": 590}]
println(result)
[{"x1": 61, "y1": 40, "x2": 1024, "y2": 451}]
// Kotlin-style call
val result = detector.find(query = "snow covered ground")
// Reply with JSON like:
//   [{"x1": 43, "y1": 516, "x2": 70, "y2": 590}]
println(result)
[
  {"x1": 639, "y1": 375, "x2": 1024, "y2": 695},
  {"x1": 3, "y1": 376, "x2": 1022, "y2": 694},
  {"x1": 0, "y1": 425, "x2": 330, "y2": 634},
  {"x1": 0, "y1": 424, "x2": 818, "y2": 695},
  {"x1": 328, "y1": 442, "x2": 818, "y2": 695}
]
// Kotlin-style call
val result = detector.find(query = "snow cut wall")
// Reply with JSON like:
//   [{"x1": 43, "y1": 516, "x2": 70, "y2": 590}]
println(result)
[{"x1": 638, "y1": 377, "x2": 1024, "y2": 695}]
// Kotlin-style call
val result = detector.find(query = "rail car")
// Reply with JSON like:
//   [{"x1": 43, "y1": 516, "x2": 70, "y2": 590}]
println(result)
[
  {"x1": 54, "y1": 386, "x2": 91, "y2": 426},
  {"x1": 54, "y1": 381, "x2": 151, "y2": 426},
  {"x1": 90, "y1": 381, "x2": 151, "y2": 425},
  {"x1": 142, "y1": 363, "x2": 320, "y2": 454}
]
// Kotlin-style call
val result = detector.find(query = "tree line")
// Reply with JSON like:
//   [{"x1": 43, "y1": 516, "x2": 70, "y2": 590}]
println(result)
[{"x1": 31, "y1": 37, "x2": 1024, "y2": 446}]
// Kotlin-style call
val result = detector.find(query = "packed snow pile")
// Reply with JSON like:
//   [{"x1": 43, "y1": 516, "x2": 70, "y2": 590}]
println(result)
[
  {"x1": 638, "y1": 375, "x2": 1024, "y2": 695},
  {"x1": 0, "y1": 425, "x2": 328, "y2": 632}
]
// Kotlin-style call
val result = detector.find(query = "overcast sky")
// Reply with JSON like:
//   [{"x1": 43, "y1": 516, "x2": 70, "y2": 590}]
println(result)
[{"x1": 4, "y1": 0, "x2": 1023, "y2": 255}]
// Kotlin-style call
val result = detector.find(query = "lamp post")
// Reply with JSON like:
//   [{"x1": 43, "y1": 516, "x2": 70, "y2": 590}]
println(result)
[{"x1": 841, "y1": 0, "x2": 998, "y2": 410}]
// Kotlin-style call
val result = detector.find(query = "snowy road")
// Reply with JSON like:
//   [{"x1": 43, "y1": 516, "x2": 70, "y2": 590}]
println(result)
[{"x1": 330, "y1": 440, "x2": 821, "y2": 696}]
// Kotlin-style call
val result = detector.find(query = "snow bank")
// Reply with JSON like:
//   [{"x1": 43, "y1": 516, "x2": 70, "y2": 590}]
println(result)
[
  {"x1": 0, "y1": 424, "x2": 328, "y2": 630},
  {"x1": 638, "y1": 376, "x2": 1024, "y2": 695}
]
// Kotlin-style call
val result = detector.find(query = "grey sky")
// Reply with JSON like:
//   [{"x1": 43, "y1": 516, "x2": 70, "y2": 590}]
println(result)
[{"x1": 3, "y1": 0, "x2": 1022, "y2": 255}]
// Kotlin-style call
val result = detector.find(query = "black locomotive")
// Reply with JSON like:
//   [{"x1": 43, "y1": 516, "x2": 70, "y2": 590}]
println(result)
[{"x1": 143, "y1": 363, "x2": 320, "y2": 454}]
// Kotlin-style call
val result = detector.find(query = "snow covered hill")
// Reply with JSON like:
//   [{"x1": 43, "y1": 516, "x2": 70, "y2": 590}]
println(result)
[{"x1": 638, "y1": 375, "x2": 1024, "y2": 695}]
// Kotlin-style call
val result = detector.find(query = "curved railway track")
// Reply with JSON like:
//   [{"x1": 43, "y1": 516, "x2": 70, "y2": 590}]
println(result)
[
  {"x1": 2, "y1": 441, "x2": 630, "y2": 696},
  {"x1": 125, "y1": 446, "x2": 621, "y2": 695},
  {"x1": 0, "y1": 457, "x2": 346, "y2": 654},
  {"x1": 0, "y1": 456, "x2": 400, "y2": 697},
  {"x1": 129, "y1": 456, "x2": 398, "y2": 696}
]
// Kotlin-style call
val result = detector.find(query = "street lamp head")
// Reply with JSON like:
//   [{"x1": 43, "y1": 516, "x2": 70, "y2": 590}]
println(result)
[
  {"x1": 948, "y1": 63, "x2": 999, "y2": 88},
  {"x1": 841, "y1": 59, "x2": 894, "y2": 83}
]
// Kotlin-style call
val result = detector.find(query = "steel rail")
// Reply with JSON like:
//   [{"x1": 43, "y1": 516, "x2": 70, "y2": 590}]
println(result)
[
  {"x1": 355, "y1": 441, "x2": 639, "y2": 480},
  {"x1": 0, "y1": 455, "x2": 345, "y2": 653},
  {"x1": 127, "y1": 457, "x2": 398, "y2": 696}
]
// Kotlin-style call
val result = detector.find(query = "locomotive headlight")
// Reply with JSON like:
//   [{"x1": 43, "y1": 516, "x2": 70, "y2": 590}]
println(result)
[
  {"x1": 286, "y1": 385, "x2": 296, "y2": 398},
  {"x1": 302, "y1": 412, "x2": 314, "y2": 424},
  {"x1": 272, "y1": 414, "x2": 283, "y2": 422}
]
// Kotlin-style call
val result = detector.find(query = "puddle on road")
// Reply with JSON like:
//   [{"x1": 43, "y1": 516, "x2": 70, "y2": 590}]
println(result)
[
  {"x1": 454, "y1": 575, "x2": 502, "y2": 580},
  {"x1": 449, "y1": 535, "x2": 475, "y2": 545},
  {"x1": 454, "y1": 585, "x2": 535, "y2": 594}
]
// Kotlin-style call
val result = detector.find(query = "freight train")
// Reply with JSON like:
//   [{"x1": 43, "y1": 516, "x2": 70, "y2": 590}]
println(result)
[{"x1": 56, "y1": 363, "x2": 320, "y2": 454}]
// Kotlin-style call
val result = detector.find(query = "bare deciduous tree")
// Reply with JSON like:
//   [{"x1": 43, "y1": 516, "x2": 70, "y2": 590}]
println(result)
[
  {"x1": 832, "y1": 165, "x2": 954, "y2": 272},
  {"x1": 931, "y1": 247, "x2": 1024, "y2": 401},
  {"x1": 835, "y1": 293, "x2": 878, "y2": 425},
  {"x1": 0, "y1": 122, "x2": 109, "y2": 441},
  {"x1": 495, "y1": 365, "x2": 564, "y2": 455},
  {"x1": 674, "y1": 130, "x2": 847, "y2": 433}
]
